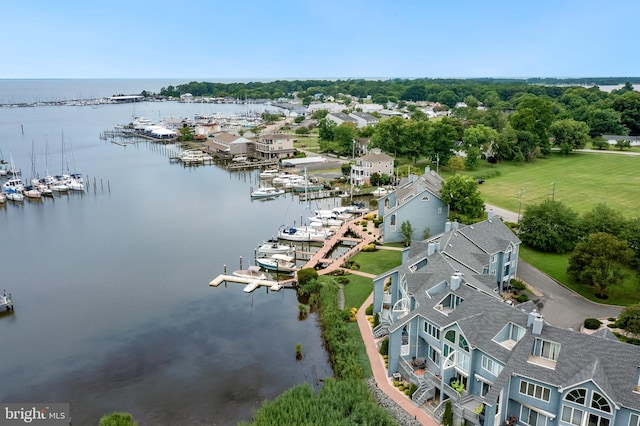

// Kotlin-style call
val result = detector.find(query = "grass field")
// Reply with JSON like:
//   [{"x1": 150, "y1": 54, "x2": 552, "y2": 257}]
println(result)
[
  {"x1": 437, "y1": 152, "x2": 640, "y2": 217},
  {"x1": 350, "y1": 249, "x2": 403, "y2": 276}
]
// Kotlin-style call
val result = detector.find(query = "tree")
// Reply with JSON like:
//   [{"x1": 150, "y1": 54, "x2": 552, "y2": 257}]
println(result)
[
  {"x1": 567, "y1": 232, "x2": 634, "y2": 298},
  {"x1": 318, "y1": 118, "x2": 336, "y2": 141},
  {"x1": 518, "y1": 199, "x2": 580, "y2": 253},
  {"x1": 591, "y1": 136, "x2": 609, "y2": 150},
  {"x1": 333, "y1": 123, "x2": 358, "y2": 156},
  {"x1": 370, "y1": 116, "x2": 404, "y2": 155},
  {"x1": 585, "y1": 107, "x2": 627, "y2": 137},
  {"x1": 295, "y1": 126, "x2": 310, "y2": 136},
  {"x1": 400, "y1": 120, "x2": 431, "y2": 164},
  {"x1": 177, "y1": 123, "x2": 193, "y2": 141},
  {"x1": 440, "y1": 174, "x2": 485, "y2": 219},
  {"x1": 294, "y1": 115, "x2": 305, "y2": 123},
  {"x1": 464, "y1": 147, "x2": 481, "y2": 170},
  {"x1": 370, "y1": 172, "x2": 381, "y2": 187},
  {"x1": 310, "y1": 109, "x2": 329, "y2": 120},
  {"x1": 341, "y1": 162, "x2": 353, "y2": 177},
  {"x1": 509, "y1": 94, "x2": 554, "y2": 155},
  {"x1": 615, "y1": 139, "x2": 631, "y2": 151},
  {"x1": 617, "y1": 303, "x2": 640, "y2": 335},
  {"x1": 447, "y1": 156, "x2": 465, "y2": 173},
  {"x1": 580, "y1": 203, "x2": 627, "y2": 238},
  {"x1": 429, "y1": 118, "x2": 460, "y2": 164},
  {"x1": 550, "y1": 118, "x2": 590, "y2": 154},
  {"x1": 620, "y1": 218, "x2": 640, "y2": 266},
  {"x1": 462, "y1": 124, "x2": 498, "y2": 153},
  {"x1": 612, "y1": 91, "x2": 640, "y2": 135},
  {"x1": 400, "y1": 220, "x2": 414, "y2": 246}
]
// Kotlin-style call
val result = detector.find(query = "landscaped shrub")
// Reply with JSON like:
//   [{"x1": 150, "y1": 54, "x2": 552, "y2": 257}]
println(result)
[
  {"x1": 510, "y1": 278, "x2": 527, "y2": 291},
  {"x1": 408, "y1": 383, "x2": 418, "y2": 398},
  {"x1": 514, "y1": 294, "x2": 529, "y2": 303},
  {"x1": 443, "y1": 401, "x2": 453, "y2": 426},
  {"x1": 373, "y1": 313, "x2": 380, "y2": 328},
  {"x1": 379, "y1": 337, "x2": 389, "y2": 355},
  {"x1": 365, "y1": 304, "x2": 373, "y2": 315},
  {"x1": 398, "y1": 385, "x2": 404, "y2": 391},
  {"x1": 297, "y1": 268, "x2": 318, "y2": 286},
  {"x1": 584, "y1": 318, "x2": 602, "y2": 330},
  {"x1": 361, "y1": 243, "x2": 376, "y2": 252},
  {"x1": 473, "y1": 170, "x2": 502, "y2": 180}
]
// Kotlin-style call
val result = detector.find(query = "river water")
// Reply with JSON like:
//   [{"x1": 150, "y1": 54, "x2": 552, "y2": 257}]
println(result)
[{"x1": 0, "y1": 95, "x2": 333, "y2": 425}]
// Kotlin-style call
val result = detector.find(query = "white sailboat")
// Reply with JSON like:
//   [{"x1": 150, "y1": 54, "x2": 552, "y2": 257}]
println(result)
[{"x1": 2, "y1": 154, "x2": 24, "y2": 202}]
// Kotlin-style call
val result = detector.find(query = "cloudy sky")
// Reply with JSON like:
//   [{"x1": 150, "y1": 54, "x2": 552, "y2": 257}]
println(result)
[{"x1": 3, "y1": 0, "x2": 638, "y2": 79}]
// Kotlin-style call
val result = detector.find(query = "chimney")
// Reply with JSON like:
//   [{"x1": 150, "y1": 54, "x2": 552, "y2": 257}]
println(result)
[
  {"x1": 488, "y1": 209, "x2": 495, "y2": 221},
  {"x1": 434, "y1": 240, "x2": 440, "y2": 253},
  {"x1": 425, "y1": 165, "x2": 431, "y2": 174},
  {"x1": 450, "y1": 271, "x2": 462, "y2": 291},
  {"x1": 452, "y1": 221, "x2": 459, "y2": 231},
  {"x1": 428, "y1": 243, "x2": 435, "y2": 256},
  {"x1": 527, "y1": 309, "x2": 538, "y2": 328},
  {"x1": 532, "y1": 315, "x2": 544, "y2": 335},
  {"x1": 445, "y1": 221, "x2": 452, "y2": 233}
]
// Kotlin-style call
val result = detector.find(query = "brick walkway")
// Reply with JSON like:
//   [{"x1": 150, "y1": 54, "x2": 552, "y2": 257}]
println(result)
[{"x1": 356, "y1": 293, "x2": 438, "y2": 426}]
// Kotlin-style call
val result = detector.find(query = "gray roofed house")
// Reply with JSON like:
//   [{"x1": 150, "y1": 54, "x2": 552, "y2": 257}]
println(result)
[
  {"x1": 371, "y1": 217, "x2": 640, "y2": 426},
  {"x1": 325, "y1": 112, "x2": 358, "y2": 126},
  {"x1": 348, "y1": 111, "x2": 379, "y2": 128}
]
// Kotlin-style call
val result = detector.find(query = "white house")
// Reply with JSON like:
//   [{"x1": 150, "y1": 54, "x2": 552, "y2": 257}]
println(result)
[{"x1": 350, "y1": 148, "x2": 394, "y2": 186}]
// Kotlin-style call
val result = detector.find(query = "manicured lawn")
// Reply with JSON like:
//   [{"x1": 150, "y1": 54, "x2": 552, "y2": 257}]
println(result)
[
  {"x1": 342, "y1": 273, "x2": 374, "y2": 309},
  {"x1": 519, "y1": 245, "x2": 640, "y2": 306},
  {"x1": 350, "y1": 249, "x2": 403, "y2": 276},
  {"x1": 437, "y1": 152, "x2": 640, "y2": 217}
]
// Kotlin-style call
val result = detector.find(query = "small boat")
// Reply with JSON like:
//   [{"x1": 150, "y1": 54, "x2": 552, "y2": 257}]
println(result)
[
  {"x1": 257, "y1": 239, "x2": 294, "y2": 255},
  {"x1": 0, "y1": 192, "x2": 6, "y2": 204},
  {"x1": 233, "y1": 265, "x2": 267, "y2": 280},
  {"x1": 259, "y1": 169, "x2": 280, "y2": 179},
  {"x1": 277, "y1": 226, "x2": 332, "y2": 242},
  {"x1": 68, "y1": 173, "x2": 85, "y2": 191},
  {"x1": 0, "y1": 290, "x2": 14, "y2": 312},
  {"x1": 256, "y1": 254, "x2": 299, "y2": 272},
  {"x1": 291, "y1": 181, "x2": 325, "y2": 192},
  {"x1": 243, "y1": 280, "x2": 260, "y2": 293},
  {"x1": 2, "y1": 177, "x2": 24, "y2": 194},
  {"x1": 22, "y1": 185, "x2": 42, "y2": 199},
  {"x1": 232, "y1": 156, "x2": 248, "y2": 162},
  {"x1": 4, "y1": 188, "x2": 24, "y2": 202},
  {"x1": 251, "y1": 187, "x2": 285, "y2": 198},
  {"x1": 372, "y1": 187, "x2": 389, "y2": 196}
]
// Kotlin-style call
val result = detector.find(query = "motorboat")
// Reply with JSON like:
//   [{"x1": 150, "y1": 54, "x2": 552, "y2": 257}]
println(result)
[
  {"x1": 31, "y1": 178, "x2": 54, "y2": 196},
  {"x1": 0, "y1": 192, "x2": 6, "y2": 203},
  {"x1": 259, "y1": 169, "x2": 280, "y2": 179},
  {"x1": 232, "y1": 156, "x2": 247, "y2": 162},
  {"x1": 2, "y1": 177, "x2": 24, "y2": 194},
  {"x1": 291, "y1": 181, "x2": 324, "y2": 192},
  {"x1": 372, "y1": 187, "x2": 389, "y2": 196},
  {"x1": 256, "y1": 254, "x2": 299, "y2": 272},
  {"x1": 257, "y1": 239, "x2": 294, "y2": 255},
  {"x1": 251, "y1": 187, "x2": 285, "y2": 198},
  {"x1": 243, "y1": 280, "x2": 260, "y2": 293},
  {"x1": 68, "y1": 173, "x2": 85, "y2": 191},
  {"x1": 233, "y1": 265, "x2": 267, "y2": 280},
  {"x1": 277, "y1": 225, "x2": 333, "y2": 242},
  {"x1": 0, "y1": 290, "x2": 13, "y2": 312},
  {"x1": 309, "y1": 216, "x2": 343, "y2": 227}
]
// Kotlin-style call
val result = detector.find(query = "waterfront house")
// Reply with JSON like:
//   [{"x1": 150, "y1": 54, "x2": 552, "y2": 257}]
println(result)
[
  {"x1": 377, "y1": 168, "x2": 448, "y2": 243},
  {"x1": 371, "y1": 217, "x2": 640, "y2": 426},
  {"x1": 255, "y1": 133, "x2": 296, "y2": 160},
  {"x1": 350, "y1": 148, "x2": 394, "y2": 187},
  {"x1": 204, "y1": 132, "x2": 253, "y2": 157}
]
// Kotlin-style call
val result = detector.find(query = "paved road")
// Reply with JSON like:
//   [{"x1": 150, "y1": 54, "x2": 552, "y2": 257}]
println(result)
[{"x1": 517, "y1": 260, "x2": 622, "y2": 331}]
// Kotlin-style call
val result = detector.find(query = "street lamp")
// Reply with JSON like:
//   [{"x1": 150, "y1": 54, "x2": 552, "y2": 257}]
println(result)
[
  {"x1": 517, "y1": 188, "x2": 525, "y2": 223},
  {"x1": 551, "y1": 181, "x2": 556, "y2": 201}
]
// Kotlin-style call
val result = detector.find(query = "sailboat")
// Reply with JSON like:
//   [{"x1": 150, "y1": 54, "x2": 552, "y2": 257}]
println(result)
[
  {"x1": 66, "y1": 139, "x2": 84, "y2": 191},
  {"x1": 45, "y1": 132, "x2": 69, "y2": 192}
]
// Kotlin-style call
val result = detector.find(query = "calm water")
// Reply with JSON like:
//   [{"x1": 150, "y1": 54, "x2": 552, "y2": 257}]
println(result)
[{"x1": 0, "y1": 99, "x2": 333, "y2": 425}]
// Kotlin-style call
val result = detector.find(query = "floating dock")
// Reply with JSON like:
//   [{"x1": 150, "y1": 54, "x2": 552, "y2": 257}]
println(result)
[{"x1": 208, "y1": 274, "x2": 294, "y2": 292}]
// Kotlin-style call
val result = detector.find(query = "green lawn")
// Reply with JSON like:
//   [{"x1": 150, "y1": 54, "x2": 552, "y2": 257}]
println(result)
[
  {"x1": 439, "y1": 152, "x2": 640, "y2": 216},
  {"x1": 350, "y1": 250, "x2": 403, "y2": 276},
  {"x1": 519, "y1": 245, "x2": 640, "y2": 306},
  {"x1": 342, "y1": 273, "x2": 374, "y2": 309}
]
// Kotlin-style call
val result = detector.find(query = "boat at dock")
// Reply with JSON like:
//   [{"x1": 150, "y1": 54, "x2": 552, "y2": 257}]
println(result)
[
  {"x1": 250, "y1": 186, "x2": 285, "y2": 198},
  {"x1": 233, "y1": 265, "x2": 267, "y2": 280},
  {"x1": 257, "y1": 239, "x2": 294, "y2": 255},
  {"x1": 256, "y1": 254, "x2": 299, "y2": 272},
  {"x1": 259, "y1": 169, "x2": 280, "y2": 179},
  {"x1": 277, "y1": 225, "x2": 332, "y2": 242}
]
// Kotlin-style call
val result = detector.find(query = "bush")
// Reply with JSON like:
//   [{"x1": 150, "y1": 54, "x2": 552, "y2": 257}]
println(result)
[
  {"x1": 365, "y1": 304, "x2": 373, "y2": 315},
  {"x1": 510, "y1": 279, "x2": 527, "y2": 291},
  {"x1": 297, "y1": 268, "x2": 319, "y2": 286},
  {"x1": 408, "y1": 383, "x2": 418, "y2": 398},
  {"x1": 514, "y1": 294, "x2": 529, "y2": 303},
  {"x1": 379, "y1": 337, "x2": 389, "y2": 355},
  {"x1": 373, "y1": 313, "x2": 380, "y2": 328},
  {"x1": 404, "y1": 389, "x2": 411, "y2": 395},
  {"x1": 361, "y1": 243, "x2": 376, "y2": 252},
  {"x1": 473, "y1": 170, "x2": 502, "y2": 180},
  {"x1": 398, "y1": 385, "x2": 405, "y2": 391},
  {"x1": 584, "y1": 318, "x2": 602, "y2": 330},
  {"x1": 99, "y1": 413, "x2": 138, "y2": 426}
]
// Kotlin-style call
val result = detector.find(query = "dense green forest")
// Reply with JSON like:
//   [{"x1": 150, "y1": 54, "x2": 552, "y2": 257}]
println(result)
[{"x1": 154, "y1": 77, "x2": 640, "y2": 107}]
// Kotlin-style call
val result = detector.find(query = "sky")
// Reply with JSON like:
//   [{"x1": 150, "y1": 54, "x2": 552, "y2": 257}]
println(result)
[{"x1": 2, "y1": 0, "x2": 639, "y2": 80}]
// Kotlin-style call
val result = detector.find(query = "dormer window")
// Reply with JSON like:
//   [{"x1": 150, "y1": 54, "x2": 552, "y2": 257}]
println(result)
[
  {"x1": 529, "y1": 338, "x2": 560, "y2": 369},
  {"x1": 435, "y1": 293, "x2": 463, "y2": 315},
  {"x1": 493, "y1": 322, "x2": 525, "y2": 350}
]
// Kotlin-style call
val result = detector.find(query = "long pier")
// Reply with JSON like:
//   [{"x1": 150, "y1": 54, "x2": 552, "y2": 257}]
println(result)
[{"x1": 209, "y1": 274, "x2": 296, "y2": 292}]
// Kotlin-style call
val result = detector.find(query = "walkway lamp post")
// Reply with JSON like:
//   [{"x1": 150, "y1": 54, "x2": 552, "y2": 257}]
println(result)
[{"x1": 517, "y1": 188, "x2": 525, "y2": 223}]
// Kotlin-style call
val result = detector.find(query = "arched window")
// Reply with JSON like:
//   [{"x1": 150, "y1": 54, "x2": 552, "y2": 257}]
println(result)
[
  {"x1": 591, "y1": 392, "x2": 611, "y2": 413},
  {"x1": 459, "y1": 335, "x2": 469, "y2": 352},
  {"x1": 565, "y1": 388, "x2": 586, "y2": 405},
  {"x1": 445, "y1": 330, "x2": 456, "y2": 343}
]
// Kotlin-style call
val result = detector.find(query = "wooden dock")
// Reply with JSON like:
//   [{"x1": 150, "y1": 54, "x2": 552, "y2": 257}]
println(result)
[{"x1": 208, "y1": 274, "x2": 295, "y2": 292}]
